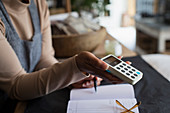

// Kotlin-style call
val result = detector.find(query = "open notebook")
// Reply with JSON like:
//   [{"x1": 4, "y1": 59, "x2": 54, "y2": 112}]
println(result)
[{"x1": 67, "y1": 84, "x2": 139, "y2": 113}]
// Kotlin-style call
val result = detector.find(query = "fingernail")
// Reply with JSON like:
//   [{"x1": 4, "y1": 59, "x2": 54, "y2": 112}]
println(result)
[
  {"x1": 98, "y1": 78, "x2": 103, "y2": 81},
  {"x1": 90, "y1": 80, "x2": 93, "y2": 85},
  {"x1": 105, "y1": 64, "x2": 109, "y2": 70},
  {"x1": 82, "y1": 83, "x2": 86, "y2": 87},
  {"x1": 97, "y1": 77, "x2": 101, "y2": 80},
  {"x1": 118, "y1": 56, "x2": 123, "y2": 59},
  {"x1": 86, "y1": 82, "x2": 90, "y2": 86},
  {"x1": 127, "y1": 61, "x2": 132, "y2": 65},
  {"x1": 100, "y1": 60, "x2": 109, "y2": 70}
]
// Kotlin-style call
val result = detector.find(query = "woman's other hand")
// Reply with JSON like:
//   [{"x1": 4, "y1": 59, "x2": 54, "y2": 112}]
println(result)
[{"x1": 71, "y1": 75, "x2": 102, "y2": 88}]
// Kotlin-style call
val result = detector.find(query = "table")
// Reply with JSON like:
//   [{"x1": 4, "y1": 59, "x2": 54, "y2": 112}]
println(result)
[{"x1": 136, "y1": 18, "x2": 170, "y2": 53}]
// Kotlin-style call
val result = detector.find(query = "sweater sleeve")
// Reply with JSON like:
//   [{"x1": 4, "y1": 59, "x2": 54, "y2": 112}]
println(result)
[
  {"x1": 0, "y1": 33, "x2": 87, "y2": 100},
  {"x1": 34, "y1": 0, "x2": 58, "y2": 70}
]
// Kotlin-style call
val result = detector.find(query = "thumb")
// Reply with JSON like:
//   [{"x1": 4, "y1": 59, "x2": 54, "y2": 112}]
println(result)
[
  {"x1": 96, "y1": 60, "x2": 108, "y2": 70},
  {"x1": 89, "y1": 54, "x2": 108, "y2": 71}
]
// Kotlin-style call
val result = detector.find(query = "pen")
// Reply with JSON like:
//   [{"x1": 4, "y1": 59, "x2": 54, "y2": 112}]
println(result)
[{"x1": 93, "y1": 76, "x2": 97, "y2": 92}]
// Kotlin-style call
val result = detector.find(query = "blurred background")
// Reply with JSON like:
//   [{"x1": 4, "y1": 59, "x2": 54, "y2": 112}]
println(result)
[{"x1": 47, "y1": 0, "x2": 170, "y2": 56}]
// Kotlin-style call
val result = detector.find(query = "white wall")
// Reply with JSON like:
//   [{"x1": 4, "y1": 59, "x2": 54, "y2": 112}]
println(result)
[
  {"x1": 99, "y1": 0, "x2": 128, "y2": 28},
  {"x1": 99, "y1": 0, "x2": 136, "y2": 51}
]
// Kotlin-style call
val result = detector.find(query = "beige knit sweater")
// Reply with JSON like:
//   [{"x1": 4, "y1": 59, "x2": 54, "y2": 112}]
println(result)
[{"x1": 0, "y1": 0, "x2": 87, "y2": 100}]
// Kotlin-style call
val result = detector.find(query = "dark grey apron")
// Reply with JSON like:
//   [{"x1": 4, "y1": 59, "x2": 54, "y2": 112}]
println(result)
[
  {"x1": 0, "y1": 0, "x2": 42, "y2": 73},
  {"x1": 0, "y1": 0, "x2": 42, "y2": 112}
]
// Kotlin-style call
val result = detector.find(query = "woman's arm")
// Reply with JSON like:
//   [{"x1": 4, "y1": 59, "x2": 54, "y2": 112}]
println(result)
[{"x1": 0, "y1": 32, "x2": 87, "y2": 100}]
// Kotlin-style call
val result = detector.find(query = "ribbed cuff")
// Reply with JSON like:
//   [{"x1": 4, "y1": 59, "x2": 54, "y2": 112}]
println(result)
[{"x1": 72, "y1": 55, "x2": 90, "y2": 78}]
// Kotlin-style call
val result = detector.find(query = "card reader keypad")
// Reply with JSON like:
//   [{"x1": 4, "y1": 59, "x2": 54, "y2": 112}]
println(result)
[
  {"x1": 115, "y1": 63, "x2": 141, "y2": 80},
  {"x1": 102, "y1": 54, "x2": 143, "y2": 85}
]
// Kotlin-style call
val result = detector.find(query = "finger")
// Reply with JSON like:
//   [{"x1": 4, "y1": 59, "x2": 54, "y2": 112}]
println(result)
[
  {"x1": 77, "y1": 51, "x2": 108, "y2": 71},
  {"x1": 82, "y1": 83, "x2": 86, "y2": 87},
  {"x1": 85, "y1": 81, "x2": 91, "y2": 86},
  {"x1": 84, "y1": 75, "x2": 102, "y2": 81},
  {"x1": 117, "y1": 56, "x2": 132, "y2": 65},
  {"x1": 97, "y1": 77, "x2": 103, "y2": 81},
  {"x1": 82, "y1": 81, "x2": 94, "y2": 88},
  {"x1": 88, "y1": 68, "x2": 122, "y2": 82},
  {"x1": 88, "y1": 53, "x2": 108, "y2": 70},
  {"x1": 97, "y1": 80, "x2": 102, "y2": 86},
  {"x1": 80, "y1": 59, "x2": 123, "y2": 82},
  {"x1": 92, "y1": 59, "x2": 108, "y2": 71},
  {"x1": 101, "y1": 71, "x2": 122, "y2": 82},
  {"x1": 81, "y1": 74, "x2": 93, "y2": 81},
  {"x1": 72, "y1": 83, "x2": 84, "y2": 88},
  {"x1": 82, "y1": 77, "x2": 103, "y2": 88},
  {"x1": 82, "y1": 82, "x2": 90, "y2": 87},
  {"x1": 91, "y1": 75, "x2": 95, "y2": 78},
  {"x1": 117, "y1": 56, "x2": 123, "y2": 59},
  {"x1": 126, "y1": 61, "x2": 132, "y2": 65}
]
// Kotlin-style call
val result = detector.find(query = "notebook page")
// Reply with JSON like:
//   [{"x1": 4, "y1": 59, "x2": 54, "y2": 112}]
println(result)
[
  {"x1": 70, "y1": 84, "x2": 135, "y2": 100},
  {"x1": 67, "y1": 99, "x2": 139, "y2": 113}
]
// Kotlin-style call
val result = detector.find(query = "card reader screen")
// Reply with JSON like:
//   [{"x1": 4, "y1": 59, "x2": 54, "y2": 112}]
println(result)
[{"x1": 103, "y1": 56, "x2": 121, "y2": 66}]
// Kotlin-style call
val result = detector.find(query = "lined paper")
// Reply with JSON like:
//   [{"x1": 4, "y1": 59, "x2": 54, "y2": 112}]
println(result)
[{"x1": 67, "y1": 99, "x2": 139, "y2": 113}]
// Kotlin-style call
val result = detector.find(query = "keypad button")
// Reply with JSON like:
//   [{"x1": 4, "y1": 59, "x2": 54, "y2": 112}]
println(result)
[
  {"x1": 126, "y1": 73, "x2": 130, "y2": 76},
  {"x1": 129, "y1": 71, "x2": 133, "y2": 74},
  {"x1": 131, "y1": 76, "x2": 135, "y2": 79},
  {"x1": 121, "y1": 70, "x2": 125, "y2": 73},
  {"x1": 127, "y1": 66, "x2": 131, "y2": 69},
  {"x1": 136, "y1": 72, "x2": 141, "y2": 75},
  {"x1": 122, "y1": 63, "x2": 126, "y2": 66},
  {"x1": 119, "y1": 65, "x2": 123, "y2": 68},
  {"x1": 116, "y1": 67, "x2": 120, "y2": 70},
  {"x1": 134, "y1": 74, "x2": 138, "y2": 76},
  {"x1": 132, "y1": 69, "x2": 136, "y2": 72},
  {"x1": 124, "y1": 68, "x2": 128, "y2": 71}
]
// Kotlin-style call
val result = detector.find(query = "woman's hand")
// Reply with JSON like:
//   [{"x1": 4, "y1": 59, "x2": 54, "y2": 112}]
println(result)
[
  {"x1": 71, "y1": 75, "x2": 103, "y2": 88},
  {"x1": 75, "y1": 51, "x2": 131, "y2": 84}
]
